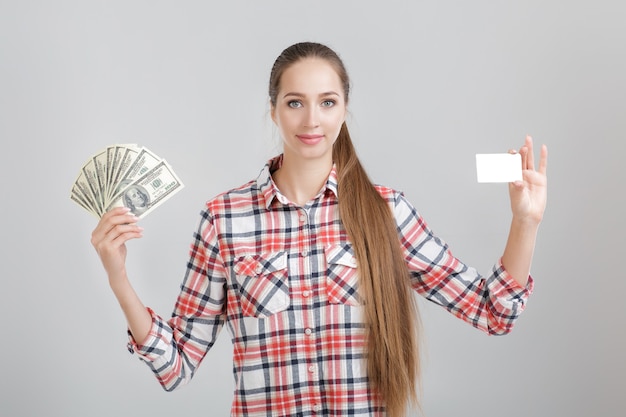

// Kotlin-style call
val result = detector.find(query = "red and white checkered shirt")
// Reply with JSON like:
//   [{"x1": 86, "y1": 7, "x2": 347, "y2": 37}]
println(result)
[{"x1": 128, "y1": 155, "x2": 534, "y2": 416}]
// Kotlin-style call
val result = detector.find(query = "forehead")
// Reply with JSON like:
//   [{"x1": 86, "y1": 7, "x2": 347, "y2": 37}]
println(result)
[{"x1": 279, "y1": 58, "x2": 344, "y2": 96}]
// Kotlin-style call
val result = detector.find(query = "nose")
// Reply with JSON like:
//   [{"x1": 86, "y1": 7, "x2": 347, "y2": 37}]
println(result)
[{"x1": 303, "y1": 106, "x2": 319, "y2": 128}]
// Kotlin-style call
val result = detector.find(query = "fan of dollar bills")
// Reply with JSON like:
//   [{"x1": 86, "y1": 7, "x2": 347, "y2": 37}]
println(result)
[{"x1": 70, "y1": 144, "x2": 184, "y2": 219}]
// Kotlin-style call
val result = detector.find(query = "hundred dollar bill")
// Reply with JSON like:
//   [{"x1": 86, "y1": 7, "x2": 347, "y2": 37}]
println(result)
[
  {"x1": 106, "y1": 145, "x2": 117, "y2": 191},
  {"x1": 107, "y1": 146, "x2": 161, "y2": 206},
  {"x1": 105, "y1": 144, "x2": 131, "y2": 200},
  {"x1": 106, "y1": 144, "x2": 140, "y2": 204},
  {"x1": 70, "y1": 169, "x2": 95, "y2": 214},
  {"x1": 106, "y1": 160, "x2": 184, "y2": 218},
  {"x1": 70, "y1": 186, "x2": 99, "y2": 219},
  {"x1": 92, "y1": 147, "x2": 109, "y2": 211},
  {"x1": 76, "y1": 159, "x2": 104, "y2": 216}
]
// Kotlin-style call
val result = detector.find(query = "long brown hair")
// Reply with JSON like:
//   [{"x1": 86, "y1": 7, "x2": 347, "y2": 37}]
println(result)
[{"x1": 269, "y1": 42, "x2": 421, "y2": 417}]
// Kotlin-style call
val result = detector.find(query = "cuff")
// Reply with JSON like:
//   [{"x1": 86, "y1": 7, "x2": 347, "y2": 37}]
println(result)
[
  {"x1": 490, "y1": 258, "x2": 535, "y2": 298},
  {"x1": 126, "y1": 307, "x2": 170, "y2": 362}
]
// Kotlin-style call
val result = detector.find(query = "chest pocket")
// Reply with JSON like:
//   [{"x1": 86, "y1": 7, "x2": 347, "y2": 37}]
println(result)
[
  {"x1": 233, "y1": 252, "x2": 290, "y2": 318},
  {"x1": 325, "y1": 244, "x2": 361, "y2": 306}
]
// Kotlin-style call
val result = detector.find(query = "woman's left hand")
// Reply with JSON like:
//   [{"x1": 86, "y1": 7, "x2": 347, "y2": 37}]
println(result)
[{"x1": 509, "y1": 135, "x2": 548, "y2": 224}]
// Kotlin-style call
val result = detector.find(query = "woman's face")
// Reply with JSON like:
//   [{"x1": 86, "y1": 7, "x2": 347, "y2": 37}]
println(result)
[{"x1": 271, "y1": 58, "x2": 346, "y2": 165}]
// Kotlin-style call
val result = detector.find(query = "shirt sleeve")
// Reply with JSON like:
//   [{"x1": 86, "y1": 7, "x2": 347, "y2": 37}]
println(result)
[
  {"x1": 392, "y1": 192, "x2": 534, "y2": 335},
  {"x1": 126, "y1": 208, "x2": 227, "y2": 391}
]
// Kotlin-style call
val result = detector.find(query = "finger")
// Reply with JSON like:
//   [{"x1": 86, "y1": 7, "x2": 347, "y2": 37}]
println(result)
[
  {"x1": 101, "y1": 206, "x2": 135, "y2": 225},
  {"x1": 92, "y1": 209, "x2": 140, "y2": 245},
  {"x1": 109, "y1": 224, "x2": 143, "y2": 246},
  {"x1": 538, "y1": 144, "x2": 548, "y2": 175},
  {"x1": 518, "y1": 145, "x2": 528, "y2": 171},
  {"x1": 93, "y1": 223, "x2": 143, "y2": 254},
  {"x1": 102, "y1": 207, "x2": 138, "y2": 229},
  {"x1": 524, "y1": 135, "x2": 535, "y2": 171}
]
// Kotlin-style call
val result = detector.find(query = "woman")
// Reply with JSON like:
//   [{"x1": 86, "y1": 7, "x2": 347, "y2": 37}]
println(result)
[{"x1": 91, "y1": 42, "x2": 548, "y2": 417}]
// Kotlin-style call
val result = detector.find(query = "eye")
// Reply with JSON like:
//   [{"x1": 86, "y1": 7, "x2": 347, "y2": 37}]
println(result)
[
  {"x1": 321, "y1": 99, "x2": 336, "y2": 107},
  {"x1": 288, "y1": 100, "x2": 302, "y2": 108}
]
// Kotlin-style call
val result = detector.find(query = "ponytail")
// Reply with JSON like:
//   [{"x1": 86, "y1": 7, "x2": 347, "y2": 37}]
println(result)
[{"x1": 333, "y1": 122, "x2": 421, "y2": 416}]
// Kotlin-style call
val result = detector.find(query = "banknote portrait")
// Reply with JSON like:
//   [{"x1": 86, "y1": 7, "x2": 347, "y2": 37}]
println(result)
[{"x1": 122, "y1": 185, "x2": 150, "y2": 216}]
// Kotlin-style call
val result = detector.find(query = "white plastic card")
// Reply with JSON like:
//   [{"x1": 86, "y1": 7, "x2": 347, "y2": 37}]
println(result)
[{"x1": 475, "y1": 153, "x2": 522, "y2": 183}]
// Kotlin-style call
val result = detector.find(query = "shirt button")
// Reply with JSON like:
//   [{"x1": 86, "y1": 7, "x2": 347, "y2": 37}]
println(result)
[
  {"x1": 301, "y1": 250, "x2": 308, "y2": 257},
  {"x1": 302, "y1": 290, "x2": 310, "y2": 298},
  {"x1": 313, "y1": 404, "x2": 321, "y2": 413},
  {"x1": 305, "y1": 328, "x2": 313, "y2": 335},
  {"x1": 308, "y1": 365, "x2": 316, "y2": 373},
  {"x1": 254, "y1": 265, "x2": 263, "y2": 274},
  {"x1": 299, "y1": 214, "x2": 307, "y2": 223}
]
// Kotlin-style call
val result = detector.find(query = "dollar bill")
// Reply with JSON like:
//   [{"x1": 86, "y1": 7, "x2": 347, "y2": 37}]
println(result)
[
  {"x1": 92, "y1": 147, "x2": 109, "y2": 212},
  {"x1": 107, "y1": 144, "x2": 140, "y2": 204},
  {"x1": 70, "y1": 187, "x2": 100, "y2": 219},
  {"x1": 70, "y1": 144, "x2": 183, "y2": 219},
  {"x1": 78, "y1": 159, "x2": 104, "y2": 216},
  {"x1": 107, "y1": 146, "x2": 162, "y2": 206},
  {"x1": 106, "y1": 160, "x2": 184, "y2": 218}
]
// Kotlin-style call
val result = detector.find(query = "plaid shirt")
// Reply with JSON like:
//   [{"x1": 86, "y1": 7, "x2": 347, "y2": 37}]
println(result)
[{"x1": 129, "y1": 155, "x2": 534, "y2": 416}]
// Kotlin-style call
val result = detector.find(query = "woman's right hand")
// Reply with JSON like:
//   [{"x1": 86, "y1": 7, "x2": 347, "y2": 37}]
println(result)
[
  {"x1": 90, "y1": 207, "x2": 143, "y2": 280},
  {"x1": 91, "y1": 207, "x2": 152, "y2": 342}
]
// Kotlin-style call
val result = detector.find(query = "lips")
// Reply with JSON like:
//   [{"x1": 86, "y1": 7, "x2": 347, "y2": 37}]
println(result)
[{"x1": 296, "y1": 134, "x2": 324, "y2": 145}]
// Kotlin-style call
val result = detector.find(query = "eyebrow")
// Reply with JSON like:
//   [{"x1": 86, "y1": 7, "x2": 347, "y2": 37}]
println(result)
[{"x1": 282, "y1": 91, "x2": 340, "y2": 99}]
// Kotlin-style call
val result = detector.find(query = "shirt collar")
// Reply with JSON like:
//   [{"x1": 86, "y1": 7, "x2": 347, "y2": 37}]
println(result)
[{"x1": 256, "y1": 154, "x2": 339, "y2": 209}]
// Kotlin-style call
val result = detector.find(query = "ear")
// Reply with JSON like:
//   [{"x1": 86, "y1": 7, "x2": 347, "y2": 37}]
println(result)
[{"x1": 270, "y1": 102, "x2": 277, "y2": 124}]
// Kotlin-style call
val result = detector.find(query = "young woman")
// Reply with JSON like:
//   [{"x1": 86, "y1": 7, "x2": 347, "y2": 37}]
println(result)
[{"x1": 91, "y1": 42, "x2": 548, "y2": 417}]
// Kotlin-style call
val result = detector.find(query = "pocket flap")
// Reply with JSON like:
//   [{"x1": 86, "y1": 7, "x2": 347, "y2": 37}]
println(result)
[
  {"x1": 325, "y1": 244, "x2": 357, "y2": 268},
  {"x1": 233, "y1": 252, "x2": 288, "y2": 276}
]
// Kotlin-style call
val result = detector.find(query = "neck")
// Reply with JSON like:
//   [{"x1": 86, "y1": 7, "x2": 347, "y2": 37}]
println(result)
[{"x1": 273, "y1": 156, "x2": 332, "y2": 206}]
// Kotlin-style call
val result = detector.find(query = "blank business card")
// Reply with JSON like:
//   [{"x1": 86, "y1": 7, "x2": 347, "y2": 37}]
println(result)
[{"x1": 475, "y1": 153, "x2": 522, "y2": 183}]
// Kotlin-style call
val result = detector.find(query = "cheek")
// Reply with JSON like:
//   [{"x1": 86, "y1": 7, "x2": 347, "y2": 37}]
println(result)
[
  {"x1": 274, "y1": 109, "x2": 297, "y2": 130},
  {"x1": 328, "y1": 112, "x2": 345, "y2": 136}
]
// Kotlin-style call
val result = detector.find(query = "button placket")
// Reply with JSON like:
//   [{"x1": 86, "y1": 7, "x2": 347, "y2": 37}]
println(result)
[{"x1": 295, "y1": 206, "x2": 324, "y2": 412}]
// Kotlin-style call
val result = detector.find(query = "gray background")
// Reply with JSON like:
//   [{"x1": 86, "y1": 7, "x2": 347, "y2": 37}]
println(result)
[{"x1": 1, "y1": 1, "x2": 624, "y2": 416}]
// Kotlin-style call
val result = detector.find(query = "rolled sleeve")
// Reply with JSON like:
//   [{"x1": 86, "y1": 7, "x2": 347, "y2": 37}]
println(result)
[
  {"x1": 484, "y1": 258, "x2": 534, "y2": 334},
  {"x1": 126, "y1": 307, "x2": 172, "y2": 362},
  {"x1": 392, "y1": 191, "x2": 534, "y2": 335},
  {"x1": 125, "y1": 207, "x2": 228, "y2": 391}
]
